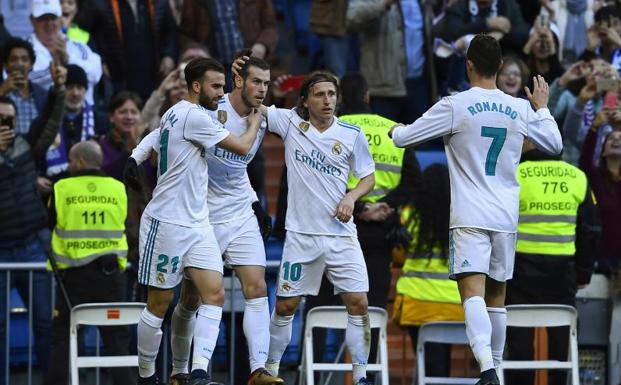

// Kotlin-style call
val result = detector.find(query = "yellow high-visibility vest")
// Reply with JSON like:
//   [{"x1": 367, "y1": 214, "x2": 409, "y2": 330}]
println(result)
[
  {"x1": 67, "y1": 25, "x2": 90, "y2": 44},
  {"x1": 343, "y1": 114, "x2": 404, "y2": 202},
  {"x1": 395, "y1": 206, "x2": 461, "y2": 304},
  {"x1": 50, "y1": 175, "x2": 128, "y2": 270},
  {"x1": 517, "y1": 160, "x2": 587, "y2": 256}
]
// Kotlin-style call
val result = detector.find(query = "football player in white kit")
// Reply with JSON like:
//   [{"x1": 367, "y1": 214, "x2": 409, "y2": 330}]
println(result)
[
  {"x1": 390, "y1": 34, "x2": 563, "y2": 385},
  {"x1": 129, "y1": 58, "x2": 263, "y2": 385},
  {"x1": 131, "y1": 56, "x2": 283, "y2": 385},
  {"x1": 257, "y1": 71, "x2": 377, "y2": 385}
]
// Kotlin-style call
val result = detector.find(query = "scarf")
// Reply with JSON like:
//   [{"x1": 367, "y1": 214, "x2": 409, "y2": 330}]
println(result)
[
  {"x1": 563, "y1": 0, "x2": 588, "y2": 61},
  {"x1": 46, "y1": 103, "x2": 95, "y2": 176}
]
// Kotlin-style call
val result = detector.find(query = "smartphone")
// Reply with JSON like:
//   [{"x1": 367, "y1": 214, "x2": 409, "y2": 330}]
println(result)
[
  {"x1": 280, "y1": 75, "x2": 306, "y2": 92},
  {"x1": 604, "y1": 91, "x2": 618, "y2": 108},
  {"x1": 0, "y1": 116, "x2": 14, "y2": 130},
  {"x1": 597, "y1": 78, "x2": 619, "y2": 93},
  {"x1": 538, "y1": 13, "x2": 548, "y2": 29}
]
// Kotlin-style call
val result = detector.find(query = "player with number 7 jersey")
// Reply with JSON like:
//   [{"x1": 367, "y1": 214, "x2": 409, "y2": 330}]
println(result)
[{"x1": 390, "y1": 35, "x2": 562, "y2": 385}]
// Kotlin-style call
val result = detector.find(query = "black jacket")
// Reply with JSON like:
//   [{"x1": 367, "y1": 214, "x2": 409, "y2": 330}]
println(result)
[{"x1": 0, "y1": 85, "x2": 65, "y2": 243}]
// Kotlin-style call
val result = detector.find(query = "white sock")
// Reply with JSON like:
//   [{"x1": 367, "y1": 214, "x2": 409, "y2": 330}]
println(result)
[
  {"x1": 346, "y1": 314, "x2": 371, "y2": 383},
  {"x1": 463, "y1": 296, "x2": 494, "y2": 372},
  {"x1": 265, "y1": 310, "x2": 294, "y2": 376},
  {"x1": 191, "y1": 304, "x2": 222, "y2": 372},
  {"x1": 244, "y1": 297, "x2": 271, "y2": 373},
  {"x1": 137, "y1": 308, "x2": 164, "y2": 378},
  {"x1": 171, "y1": 304, "x2": 197, "y2": 376},
  {"x1": 487, "y1": 307, "x2": 507, "y2": 368}
]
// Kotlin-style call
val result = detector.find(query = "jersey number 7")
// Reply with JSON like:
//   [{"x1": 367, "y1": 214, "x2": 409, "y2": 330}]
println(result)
[
  {"x1": 481, "y1": 126, "x2": 507, "y2": 176},
  {"x1": 159, "y1": 129, "x2": 170, "y2": 175}
]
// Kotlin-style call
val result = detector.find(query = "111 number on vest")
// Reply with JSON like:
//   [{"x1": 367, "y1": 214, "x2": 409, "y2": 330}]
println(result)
[{"x1": 81, "y1": 211, "x2": 105, "y2": 224}]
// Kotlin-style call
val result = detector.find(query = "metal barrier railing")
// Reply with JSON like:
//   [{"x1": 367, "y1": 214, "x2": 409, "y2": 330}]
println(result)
[
  {"x1": 0, "y1": 260, "x2": 286, "y2": 385},
  {"x1": 0, "y1": 262, "x2": 54, "y2": 385}
]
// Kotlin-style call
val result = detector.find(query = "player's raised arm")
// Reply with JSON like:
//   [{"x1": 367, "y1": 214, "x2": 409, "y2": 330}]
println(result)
[
  {"x1": 390, "y1": 97, "x2": 454, "y2": 147},
  {"x1": 524, "y1": 75, "x2": 563, "y2": 155},
  {"x1": 216, "y1": 107, "x2": 262, "y2": 155}
]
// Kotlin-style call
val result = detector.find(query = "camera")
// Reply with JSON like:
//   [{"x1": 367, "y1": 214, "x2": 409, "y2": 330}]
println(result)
[{"x1": 0, "y1": 116, "x2": 14, "y2": 131}]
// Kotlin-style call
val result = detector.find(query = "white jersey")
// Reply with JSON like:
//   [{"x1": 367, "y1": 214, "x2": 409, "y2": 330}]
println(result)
[
  {"x1": 267, "y1": 106, "x2": 375, "y2": 236},
  {"x1": 205, "y1": 94, "x2": 266, "y2": 223},
  {"x1": 141, "y1": 100, "x2": 230, "y2": 227},
  {"x1": 392, "y1": 87, "x2": 562, "y2": 232}
]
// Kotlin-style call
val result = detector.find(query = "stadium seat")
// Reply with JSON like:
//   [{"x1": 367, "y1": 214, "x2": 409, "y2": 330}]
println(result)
[
  {"x1": 416, "y1": 321, "x2": 478, "y2": 385},
  {"x1": 69, "y1": 302, "x2": 145, "y2": 385},
  {"x1": 299, "y1": 306, "x2": 389, "y2": 385},
  {"x1": 415, "y1": 150, "x2": 447, "y2": 170},
  {"x1": 499, "y1": 304, "x2": 580, "y2": 385}
]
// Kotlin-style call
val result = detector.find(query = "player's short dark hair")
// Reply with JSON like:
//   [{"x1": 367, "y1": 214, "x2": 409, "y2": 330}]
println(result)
[
  {"x1": 184, "y1": 57, "x2": 225, "y2": 88},
  {"x1": 108, "y1": 91, "x2": 143, "y2": 114},
  {"x1": 595, "y1": 5, "x2": 621, "y2": 23},
  {"x1": 466, "y1": 34, "x2": 503, "y2": 78},
  {"x1": 1, "y1": 37, "x2": 36, "y2": 65},
  {"x1": 296, "y1": 71, "x2": 339, "y2": 120},
  {"x1": 339, "y1": 72, "x2": 370, "y2": 116},
  {"x1": 232, "y1": 49, "x2": 270, "y2": 80}
]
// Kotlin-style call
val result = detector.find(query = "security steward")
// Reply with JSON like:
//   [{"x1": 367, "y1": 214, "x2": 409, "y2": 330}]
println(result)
[
  {"x1": 393, "y1": 164, "x2": 463, "y2": 378},
  {"x1": 338, "y1": 73, "x2": 421, "y2": 372},
  {"x1": 505, "y1": 139, "x2": 600, "y2": 385},
  {"x1": 340, "y1": 73, "x2": 422, "y2": 310},
  {"x1": 45, "y1": 141, "x2": 134, "y2": 385}
]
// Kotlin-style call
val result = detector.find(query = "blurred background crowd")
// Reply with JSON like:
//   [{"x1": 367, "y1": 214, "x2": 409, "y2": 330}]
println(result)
[{"x1": 1, "y1": 0, "x2": 620, "y2": 384}]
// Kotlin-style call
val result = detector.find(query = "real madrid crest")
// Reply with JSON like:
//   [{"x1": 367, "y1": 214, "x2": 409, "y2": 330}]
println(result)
[
  {"x1": 157, "y1": 273, "x2": 165, "y2": 285},
  {"x1": 298, "y1": 121, "x2": 310, "y2": 132},
  {"x1": 332, "y1": 141, "x2": 342, "y2": 155},
  {"x1": 218, "y1": 110, "x2": 227, "y2": 124}
]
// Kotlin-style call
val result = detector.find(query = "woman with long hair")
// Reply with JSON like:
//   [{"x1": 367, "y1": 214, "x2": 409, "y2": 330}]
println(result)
[
  {"x1": 393, "y1": 163, "x2": 463, "y2": 377},
  {"x1": 580, "y1": 108, "x2": 621, "y2": 274}
]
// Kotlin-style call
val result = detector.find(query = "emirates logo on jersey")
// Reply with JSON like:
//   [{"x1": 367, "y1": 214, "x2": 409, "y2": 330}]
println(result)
[{"x1": 332, "y1": 141, "x2": 343, "y2": 155}]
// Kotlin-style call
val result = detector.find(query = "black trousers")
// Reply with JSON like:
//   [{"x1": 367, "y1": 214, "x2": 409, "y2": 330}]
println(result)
[
  {"x1": 505, "y1": 254, "x2": 577, "y2": 385},
  {"x1": 44, "y1": 255, "x2": 134, "y2": 385}
]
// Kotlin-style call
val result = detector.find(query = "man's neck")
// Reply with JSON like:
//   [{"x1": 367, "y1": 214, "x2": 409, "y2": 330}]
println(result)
[
  {"x1": 470, "y1": 76, "x2": 498, "y2": 90},
  {"x1": 310, "y1": 116, "x2": 334, "y2": 132},
  {"x1": 16, "y1": 85, "x2": 31, "y2": 98},
  {"x1": 229, "y1": 90, "x2": 252, "y2": 117}
]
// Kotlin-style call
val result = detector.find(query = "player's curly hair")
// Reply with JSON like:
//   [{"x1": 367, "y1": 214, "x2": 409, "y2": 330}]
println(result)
[
  {"x1": 296, "y1": 71, "x2": 339, "y2": 121},
  {"x1": 412, "y1": 164, "x2": 451, "y2": 259}
]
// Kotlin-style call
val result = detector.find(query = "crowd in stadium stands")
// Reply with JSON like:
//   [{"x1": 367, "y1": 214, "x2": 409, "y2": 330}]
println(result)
[{"x1": 0, "y1": 0, "x2": 620, "y2": 384}]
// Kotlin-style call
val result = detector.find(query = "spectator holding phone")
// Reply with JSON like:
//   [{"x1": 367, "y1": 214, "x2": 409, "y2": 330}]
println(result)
[
  {"x1": 583, "y1": 5, "x2": 621, "y2": 74},
  {"x1": 562, "y1": 60, "x2": 619, "y2": 165},
  {"x1": 0, "y1": 59, "x2": 65, "y2": 385},
  {"x1": 0, "y1": 37, "x2": 53, "y2": 135},
  {"x1": 580, "y1": 104, "x2": 621, "y2": 279},
  {"x1": 523, "y1": 15, "x2": 564, "y2": 84}
]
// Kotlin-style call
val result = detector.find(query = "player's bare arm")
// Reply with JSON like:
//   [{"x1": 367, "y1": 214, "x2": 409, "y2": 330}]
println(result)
[
  {"x1": 334, "y1": 173, "x2": 375, "y2": 223},
  {"x1": 217, "y1": 107, "x2": 262, "y2": 155}
]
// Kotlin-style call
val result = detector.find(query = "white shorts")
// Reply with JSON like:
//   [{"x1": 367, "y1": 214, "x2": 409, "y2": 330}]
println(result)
[
  {"x1": 212, "y1": 214, "x2": 266, "y2": 268},
  {"x1": 449, "y1": 227, "x2": 516, "y2": 282},
  {"x1": 276, "y1": 232, "x2": 369, "y2": 297},
  {"x1": 138, "y1": 213, "x2": 223, "y2": 289}
]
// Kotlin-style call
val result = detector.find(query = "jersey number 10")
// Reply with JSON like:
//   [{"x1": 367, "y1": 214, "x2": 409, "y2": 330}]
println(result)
[{"x1": 481, "y1": 126, "x2": 507, "y2": 176}]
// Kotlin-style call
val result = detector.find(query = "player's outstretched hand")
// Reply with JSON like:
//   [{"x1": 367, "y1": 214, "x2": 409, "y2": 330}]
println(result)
[
  {"x1": 252, "y1": 201, "x2": 272, "y2": 241},
  {"x1": 524, "y1": 75, "x2": 549, "y2": 111},
  {"x1": 123, "y1": 158, "x2": 142, "y2": 192},
  {"x1": 334, "y1": 194, "x2": 355, "y2": 223}
]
